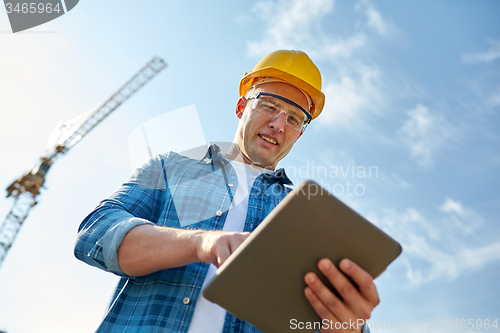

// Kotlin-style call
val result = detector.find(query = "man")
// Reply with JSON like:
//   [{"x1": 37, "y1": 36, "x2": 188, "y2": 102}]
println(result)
[{"x1": 75, "y1": 50, "x2": 379, "y2": 332}]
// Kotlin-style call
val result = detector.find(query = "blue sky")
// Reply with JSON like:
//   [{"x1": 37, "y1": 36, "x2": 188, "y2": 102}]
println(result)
[{"x1": 0, "y1": 1, "x2": 499, "y2": 332}]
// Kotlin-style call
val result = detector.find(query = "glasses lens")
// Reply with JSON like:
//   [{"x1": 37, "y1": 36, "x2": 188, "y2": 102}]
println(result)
[{"x1": 252, "y1": 96, "x2": 308, "y2": 131}]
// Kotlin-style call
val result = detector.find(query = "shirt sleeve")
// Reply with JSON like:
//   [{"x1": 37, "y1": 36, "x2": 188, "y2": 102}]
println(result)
[{"x1": 74, "y1": 155, "x2": 167, "y2": 277}]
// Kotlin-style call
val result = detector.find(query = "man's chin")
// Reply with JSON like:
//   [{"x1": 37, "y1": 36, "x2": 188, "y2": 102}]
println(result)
[
  {"x1": 242, "y1": 152, "x2": 271, "y2": 167},
  {"x1": 251, "y1": 158, "x2": 277, "y2": 170}
]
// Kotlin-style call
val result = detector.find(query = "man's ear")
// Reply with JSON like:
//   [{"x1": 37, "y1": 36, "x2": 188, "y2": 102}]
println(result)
[{"x1": 236, "y1": 96, "x2": 246, "y2": 119}]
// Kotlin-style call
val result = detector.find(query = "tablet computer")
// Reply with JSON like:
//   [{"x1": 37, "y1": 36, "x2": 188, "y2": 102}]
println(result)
[{"x1": 203, "y1": 180, "x2": 402, "y2": 333}]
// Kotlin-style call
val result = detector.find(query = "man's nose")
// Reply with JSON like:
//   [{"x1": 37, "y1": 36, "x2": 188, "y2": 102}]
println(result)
[{"x1": 269, "y1": 111, "x2": 287, "y2": 132}]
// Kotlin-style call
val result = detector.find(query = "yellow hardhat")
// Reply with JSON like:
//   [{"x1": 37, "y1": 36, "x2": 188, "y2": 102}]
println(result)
[{"x1": 239, "y1": 50, "x2": 325, "y2": 119}]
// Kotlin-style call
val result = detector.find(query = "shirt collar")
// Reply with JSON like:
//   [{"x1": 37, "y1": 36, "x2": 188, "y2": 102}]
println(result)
[{"x1": 199, "y1": 143, "x2": 293, "y2": 186}]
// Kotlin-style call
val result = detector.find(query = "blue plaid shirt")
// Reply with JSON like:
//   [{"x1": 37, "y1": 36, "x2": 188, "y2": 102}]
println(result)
[{"x1": 74, "y1": 144, "x2": 294, "y2": 332}]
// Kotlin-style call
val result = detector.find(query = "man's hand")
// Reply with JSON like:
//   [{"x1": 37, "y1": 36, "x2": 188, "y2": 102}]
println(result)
[
  {"x1": 118, "y1": 225, "x2": 250, "y2": 276},
  {"x1": 304, "y1": 258, "x2": 379, "y2": 333},
  {"x1": 195, "y1": 231, "x2": 250, "y2": 268}
]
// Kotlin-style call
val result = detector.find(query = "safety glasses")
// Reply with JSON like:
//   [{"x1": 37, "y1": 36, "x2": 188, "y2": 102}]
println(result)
[{"x1": 247, "y1": 92, "x2": 312, "y2": 133}]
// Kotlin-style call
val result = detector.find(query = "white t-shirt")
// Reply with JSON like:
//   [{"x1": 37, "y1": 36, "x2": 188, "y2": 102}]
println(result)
[{"x1": 187, "y1": 161, "x2": 271, "y2": 333}]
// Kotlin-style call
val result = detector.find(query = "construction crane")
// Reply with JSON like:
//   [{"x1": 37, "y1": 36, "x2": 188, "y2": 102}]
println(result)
[{"x1": 0, "y1": 57, "x2": 167, "y2": 269}]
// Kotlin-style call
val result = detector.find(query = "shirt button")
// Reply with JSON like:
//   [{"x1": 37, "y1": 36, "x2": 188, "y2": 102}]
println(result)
[
  {"x1": 221, "y1": 161, "x2": 226, "y2": 166},
  {"x1": 228, "y1": 183, "x2": 234, "y2": 188},
  {"x1": 183, "y1": 297, "x2": 190, "y2": 305},
  {"x1": 216, "y1": 210, "x2": 222, "y2": 217}
]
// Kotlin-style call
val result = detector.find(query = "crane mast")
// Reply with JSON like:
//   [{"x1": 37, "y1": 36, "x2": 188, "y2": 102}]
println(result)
[{"x1": 0, "y1": 57, "x2": 167, "y2": 268}]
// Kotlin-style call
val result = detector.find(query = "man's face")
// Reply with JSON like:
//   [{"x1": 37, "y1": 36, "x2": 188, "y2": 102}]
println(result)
[{"x1": 234, "y1": 82, "x2": 309, "y2": 170}]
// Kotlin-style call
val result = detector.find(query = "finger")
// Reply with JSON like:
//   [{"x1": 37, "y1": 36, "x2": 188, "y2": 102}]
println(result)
[
  {"x1": 339, "y1": 259, "x2": 379, "y2": 307},
  {"x1": 317, "y1": 259, "x2": 364, "y2": 303},
  {"x1": 304, "y1": 272, "x2": 351, "y2": 321},
  {"x1": 228, "y1": 232, "x2": 250, "y2": 253},
  {"x1": 304, "y1": 286, "x2": 339, "y2": 324},
  {"x1": 216, "y1": 246, "x2": 232, "y2": 267}
]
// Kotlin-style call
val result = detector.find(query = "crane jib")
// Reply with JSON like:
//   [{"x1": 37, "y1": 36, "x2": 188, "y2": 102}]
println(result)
[{"x1": 0, "y1": 57, "x2": 167, "y2": 269}]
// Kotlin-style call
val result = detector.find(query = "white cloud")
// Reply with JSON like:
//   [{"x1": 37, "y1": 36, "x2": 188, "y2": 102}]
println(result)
[
  {"x1": 399, "y1": 104, "x2": 456, "y2": 168},
  {"x1": 245, "y1": 0, "x2": 407, "y2": 142},
  {"x1": 247, "y1": 0, "x2": 334, "y2": 56},
  {"x1": 488, "y1": 85, "x2": 500, "y2": 107},
  {"x1": 462, "y1": 40, "x2": 500, "y2": 64},
  {"x1": 321, "y1": 34, "x2": 367, "y2": 59},
  {"x1": 320, "y1": 65, "x2": 382, "y2": 129},
  {"x1": 247, "y1": 0, "x2": 374, "y2": 60},
  {"x1": 439, "y1": 197, "x2": 483, "y2": 235},
  {"x1": 384, "y1": 173, "x2": 411, "y2": 190},
  {"x1": 439, "y1": 197, "x2": 464, "y2": 216},
  {"x1": 371, "y1": 198, "x2": 498, "y2": 286},
  {"x1": 355, "y1": 0, "x2": 393, "y2": 37},
  {"x1": 366, "y1": 8, "x2": 387, "y2": 36}
]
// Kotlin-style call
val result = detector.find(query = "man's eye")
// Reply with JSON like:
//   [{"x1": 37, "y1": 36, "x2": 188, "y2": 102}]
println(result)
[
  {"x1": 288, "y1": 115, "x2": 302, "y2": 126},
  {"x1": 262, "y1": 102, "x2": 277, "y2": 111},
  {"x1": 288, "y1": 115, "x2": 304, "y2": 126}
]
